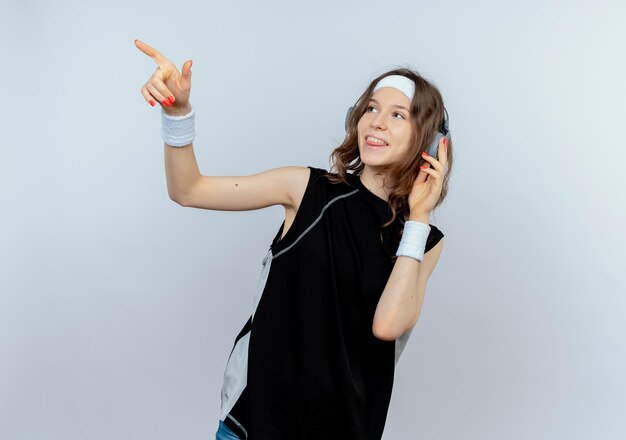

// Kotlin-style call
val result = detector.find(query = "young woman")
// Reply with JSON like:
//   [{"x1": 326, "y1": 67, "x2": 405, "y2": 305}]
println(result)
[{"x1": 136, "y1": 39, "x2": 452, "y2": 440}]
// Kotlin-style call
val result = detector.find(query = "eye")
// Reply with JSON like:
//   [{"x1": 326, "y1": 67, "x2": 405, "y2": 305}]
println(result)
[
  {"x1": 393, "y1": 112, "x2": 406, "y2": 120},
  {"x1": 365, "y1": 105, "x2": 407, "y2": 120}
]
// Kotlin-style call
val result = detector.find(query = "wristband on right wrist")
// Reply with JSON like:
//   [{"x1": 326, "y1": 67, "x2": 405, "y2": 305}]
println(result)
[
  {"x1": 161, "y1": 106, "x2": 195, "y2": 147},
  {"x1": 395, "y1": 220, "x2": 431, "y2": 262}
]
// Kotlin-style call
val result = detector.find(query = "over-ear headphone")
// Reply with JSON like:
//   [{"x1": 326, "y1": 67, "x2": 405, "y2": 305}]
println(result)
[{"x1": 344, "y1": 103, "x2": 450, "y2": 159}]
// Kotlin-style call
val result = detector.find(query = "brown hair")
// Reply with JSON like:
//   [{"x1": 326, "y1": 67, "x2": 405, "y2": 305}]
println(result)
[{"x1": 326, "y1": 67, "x2": 454, "y2": 232}]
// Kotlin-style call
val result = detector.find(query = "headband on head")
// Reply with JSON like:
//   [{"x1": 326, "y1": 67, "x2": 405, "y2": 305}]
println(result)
[
  {"x1": 373, "y1": 75, "x2": 415, "y2": 102},
  {"x1": 345, "y1": 73, "x2": 451, "y2": 155}
]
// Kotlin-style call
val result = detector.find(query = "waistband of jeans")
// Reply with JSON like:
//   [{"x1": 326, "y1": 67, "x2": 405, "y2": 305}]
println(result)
[{"x1": 224, "y1": 415, "x2": 247, "y2": 439}]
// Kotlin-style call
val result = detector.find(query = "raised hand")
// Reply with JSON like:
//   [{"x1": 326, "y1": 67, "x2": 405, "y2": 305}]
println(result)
[
  {"x1": 408, "y1": 136, "x2": 449, "y2": 217},
  {"x1": 135, "y1": 39, "x2": 193, "y2": 115}
]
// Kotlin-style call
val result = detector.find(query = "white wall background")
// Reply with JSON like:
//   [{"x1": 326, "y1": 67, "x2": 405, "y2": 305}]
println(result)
[{"x1": 1, "y1": 0, "x2": 625, "y2": 439}]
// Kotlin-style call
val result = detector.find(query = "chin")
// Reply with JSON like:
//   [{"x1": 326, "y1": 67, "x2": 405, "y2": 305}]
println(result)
[{"x1": 360, "y1": 158, "x2": 388, "y2": 170}]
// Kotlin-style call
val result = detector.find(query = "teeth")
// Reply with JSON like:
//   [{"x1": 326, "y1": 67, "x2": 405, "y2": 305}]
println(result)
[{"x1": 367, "y1": 136, "x2": 387, "y2": 145}]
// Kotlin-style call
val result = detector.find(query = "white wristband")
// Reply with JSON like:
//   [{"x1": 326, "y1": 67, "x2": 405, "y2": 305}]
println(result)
[
  {"x1": 395, "y1": 220, "x2": 431, "y2": 262},
  {"x1": 161, "y1": 106, "x2": 195, "y2": 147}
]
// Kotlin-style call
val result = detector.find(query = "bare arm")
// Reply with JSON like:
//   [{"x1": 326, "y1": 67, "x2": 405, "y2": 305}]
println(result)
[
  {"x1": 162, "y1": 106, "x2": 310, "y2": 211},
  {"x1": 372, "y1": 213, "x2": 445, "y2": 341},
  {"x1": 174, "y1": 164, "x2": 310, "y2": 212},
  {"x1": 135, "y1": 40, "x2": 309, "y2": 212},
  {"x1": 161, "y1": 104, "x2": 202, "y2": 202}
]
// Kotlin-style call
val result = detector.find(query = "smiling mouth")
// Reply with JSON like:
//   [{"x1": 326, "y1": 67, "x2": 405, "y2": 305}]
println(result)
[
  {"x1": 365, "y1": 135, "x2": 389, "y2": 147},
  {"x1": 366, "y1": 143, "x2": 387, "y2": 150},
  {"x1": 365, "y1": 139, "x2": 389, "y2": 149}
]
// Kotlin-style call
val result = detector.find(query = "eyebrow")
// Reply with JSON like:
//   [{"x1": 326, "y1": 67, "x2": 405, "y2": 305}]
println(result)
[{"x1": 369, "y1": 98, "x2": 410, "y2": 112}]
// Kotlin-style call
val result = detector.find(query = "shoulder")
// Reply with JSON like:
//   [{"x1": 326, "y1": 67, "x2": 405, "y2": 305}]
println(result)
[
  {"x1": 307, "y1": 166, "x2": 359, "y2": 190},
  {"x1": 425, "y1": 224, "x2": 445, "y2": 253},
  {"x1": 287, "y1": 166, "x2": 359, "y2": 212},
  {"x1": 302, "y1": 166, "x2": 355, "y2": 191},
  {"x1": 306, "y1": 166, "x2": 340, "y2": 185},
  {"x1": 282, "y1": 166, "x2": 312, "y2": 210},
  {"x1": 284, "y1": 166, "x2": 335, "y2": 210}
]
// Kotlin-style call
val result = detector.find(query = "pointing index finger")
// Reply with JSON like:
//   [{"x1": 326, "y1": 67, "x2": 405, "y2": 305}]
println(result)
[{"x1": 134, "y1": 39, "x2": 168, "y2": 65}]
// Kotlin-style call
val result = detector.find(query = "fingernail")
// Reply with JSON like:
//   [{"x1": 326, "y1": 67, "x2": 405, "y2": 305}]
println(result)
[
  {"x1": 443, "y1": 137, "x2": 447, "y2": 146},
  {"x1": 149, "y1": 100, "x2": 155, "y2": 107},
  {"x1": 164, "y1": 98, "x2": 171, "y2": 106},
  {"x1": 169, "y1": 95, "x2": 175, "y2": 103},
  {"x1": 422, "y1": 151, "x2": 429, "y2": 156},
  {"x1": 420, "y1": 166, "x2": 426, "y2": 169}
]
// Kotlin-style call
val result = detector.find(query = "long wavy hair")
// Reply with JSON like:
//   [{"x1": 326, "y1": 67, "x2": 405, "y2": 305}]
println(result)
[{"x1": 327, "y1": 67, "x2": 454, "y2": 233}]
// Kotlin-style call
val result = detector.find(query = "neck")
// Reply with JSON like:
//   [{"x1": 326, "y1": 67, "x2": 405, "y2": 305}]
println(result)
[{"x1": 359, "y1": 167, "x2": 391, "y2": 202}]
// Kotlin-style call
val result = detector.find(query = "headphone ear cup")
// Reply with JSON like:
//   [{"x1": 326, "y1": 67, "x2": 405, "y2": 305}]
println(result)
[
  {"x1": 426, "y1": 132, "x2": 444, "y2": 159},
  {"x1": 345, "y1": 106, "x2": 354, "y2": 131}
]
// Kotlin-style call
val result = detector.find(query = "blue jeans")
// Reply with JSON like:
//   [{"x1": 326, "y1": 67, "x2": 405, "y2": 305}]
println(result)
[{"x1": 215, "y1": 420, "x2": 240, "y2": 440}]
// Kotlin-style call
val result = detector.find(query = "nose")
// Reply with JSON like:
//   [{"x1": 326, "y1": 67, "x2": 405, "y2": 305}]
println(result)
[{"x1": 370, "y1": 110, "x2": 387, "y2": 130}]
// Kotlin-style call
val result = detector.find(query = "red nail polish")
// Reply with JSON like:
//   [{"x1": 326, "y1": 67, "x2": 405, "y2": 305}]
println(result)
[
  {"x1": 164, "y1": 98, "x2": 170, "y2": 106},
  {"x1": 443, "y1": 137, "x2": 447, "y2": 146},
  {"x1": 149, "y1": 100, "x2": 155, "y2": 107},
  {"x1": 169, "y1": 95, "x2": 175, "y2": 103},
  {"x1": 420, "y1": 166, "x2": 426, "y2": 169},
  {"x1": 422, "y1": 152, "x2": 429, "y2": 156}
]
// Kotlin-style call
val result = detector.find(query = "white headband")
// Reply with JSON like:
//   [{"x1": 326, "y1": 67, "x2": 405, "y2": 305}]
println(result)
[{"x1": 373, "y1": 75, "x2": 415, "y2": 102}]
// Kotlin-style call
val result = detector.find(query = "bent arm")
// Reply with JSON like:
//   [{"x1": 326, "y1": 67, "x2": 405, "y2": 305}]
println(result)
[
  {"x1": 162, "y1": 109, "x2": 309, "y2": 212},
  {"x1": 164, "y1": 141, "x2": 202, "y2": 203},
  {"x1": 372, "y1": 220, "x2": 445, "y2": 341},
  {"x1": 162, "y1": 104, "x2": 202, "y2": 203}
]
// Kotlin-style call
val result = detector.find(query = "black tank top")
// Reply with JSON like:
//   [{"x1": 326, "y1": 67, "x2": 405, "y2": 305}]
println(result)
[{"x1": 220, "y1": 166, "x2": 444, "y2": 439}]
